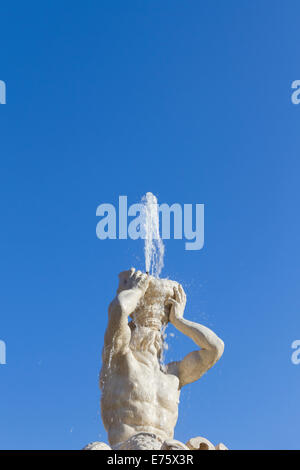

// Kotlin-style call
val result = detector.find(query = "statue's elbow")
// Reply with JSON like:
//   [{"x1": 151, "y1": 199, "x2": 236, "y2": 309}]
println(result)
[
  {"x1": 218, "y1": 338, "x2": 225, "y2": 359},
  {"x1": 211, "y1": 338, "x2": 224, "y2": 363}
]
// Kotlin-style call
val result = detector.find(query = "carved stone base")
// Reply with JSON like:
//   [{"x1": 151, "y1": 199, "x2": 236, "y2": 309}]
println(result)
[{"x1": 83, "y1": 433, "x2": 228, "y2": 450}]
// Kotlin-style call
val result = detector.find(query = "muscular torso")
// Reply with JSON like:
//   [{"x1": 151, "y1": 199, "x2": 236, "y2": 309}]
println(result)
[{"x1": 101, "y1": 351, "x2": 180, "y2": 447}]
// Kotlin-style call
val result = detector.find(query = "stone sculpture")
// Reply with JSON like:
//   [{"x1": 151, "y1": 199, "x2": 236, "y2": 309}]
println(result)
[{"x1": 85, "y1": 268, "x2": 227, "y2": 450}]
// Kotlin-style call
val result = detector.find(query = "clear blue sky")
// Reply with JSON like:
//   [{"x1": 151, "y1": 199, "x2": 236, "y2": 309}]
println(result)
[{"x1": 0, "y1": 1, "x2": 299, "y2": 450}]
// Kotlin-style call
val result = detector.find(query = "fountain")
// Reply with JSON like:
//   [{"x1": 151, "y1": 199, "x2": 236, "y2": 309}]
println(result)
[
  {"x1": 84, "y1": 193, "x2": 227, "y2": 450},
  {"x1": 141, "y1": 192, "x2": 165, "y2": 278}
]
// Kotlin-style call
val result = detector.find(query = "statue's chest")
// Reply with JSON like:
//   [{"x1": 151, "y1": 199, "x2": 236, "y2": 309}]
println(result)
[{"x1": 125, "y1": 360, "x2": 180, "y2": 408}]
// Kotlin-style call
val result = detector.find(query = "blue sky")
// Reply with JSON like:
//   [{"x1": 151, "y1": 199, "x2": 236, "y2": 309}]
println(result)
[{"x1": 0, "y1": 1, "x2": 300, "y2": 450}]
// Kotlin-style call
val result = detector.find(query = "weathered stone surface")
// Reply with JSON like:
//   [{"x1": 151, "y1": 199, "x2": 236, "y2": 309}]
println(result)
[
  {"x1": 186, "y1": 436, "x2": 216, "y2": 450},
  {"x1": 186, "y1": 436, "x2": 228, "y2": 450},
  {"x1": 215, "y1": 442, "x2": 228, "y2": 450},
  {"x1": 83, "y1": 441, "x2": 111, "y2": 450}
]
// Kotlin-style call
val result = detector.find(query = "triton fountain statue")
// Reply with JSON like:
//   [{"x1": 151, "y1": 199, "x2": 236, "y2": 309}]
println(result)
[
  {"x1": 85, "y1": 193, "x2": 227, "y2": 450},
  {"x1": 85, "y1": 268, "x2": 226, "y2": 450}
]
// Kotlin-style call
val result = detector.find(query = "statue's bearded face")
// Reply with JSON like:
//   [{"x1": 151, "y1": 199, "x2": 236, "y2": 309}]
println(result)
[{"x1": 129, "y1": 326, "x2": 163, "y2": 357}]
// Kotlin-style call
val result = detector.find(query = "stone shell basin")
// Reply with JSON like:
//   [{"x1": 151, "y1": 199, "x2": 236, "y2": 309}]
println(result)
[{"x1": 130, "y1": 275, "x2": 180, "y2": 329}]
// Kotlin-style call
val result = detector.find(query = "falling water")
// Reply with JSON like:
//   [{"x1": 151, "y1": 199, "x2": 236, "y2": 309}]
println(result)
[{"x1": 141, "y1": 192, "x2": 165, "y2": 278}]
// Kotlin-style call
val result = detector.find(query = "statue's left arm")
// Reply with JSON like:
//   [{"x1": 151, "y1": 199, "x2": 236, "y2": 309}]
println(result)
[{"x1": 166, "y1": 285, "x2": 224, "y2": 388}]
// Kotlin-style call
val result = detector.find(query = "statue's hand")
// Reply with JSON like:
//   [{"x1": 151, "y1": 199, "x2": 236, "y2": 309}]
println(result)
[
  {"x1": 118, "y1": 268, "x2": 149, "y2": 295},
  {"x1": 116, "y1": 268, "x2": 150, "y2": 315},
  {"x1": 166, "y1": 285, "x2": 186, "y2": 324}
]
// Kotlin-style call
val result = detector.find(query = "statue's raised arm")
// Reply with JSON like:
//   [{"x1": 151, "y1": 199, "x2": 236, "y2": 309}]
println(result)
[
  {"x1": 101, "y1": 268, "x2": 149, "y2": 368},
  {"x1": 166, "y1": 285, "x2": 224, "y2": 388}
]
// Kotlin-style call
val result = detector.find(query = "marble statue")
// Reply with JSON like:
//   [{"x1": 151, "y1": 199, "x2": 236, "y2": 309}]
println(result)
[{"x1": 85, "y1": 268, "x2": 227, "y2": 450}]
